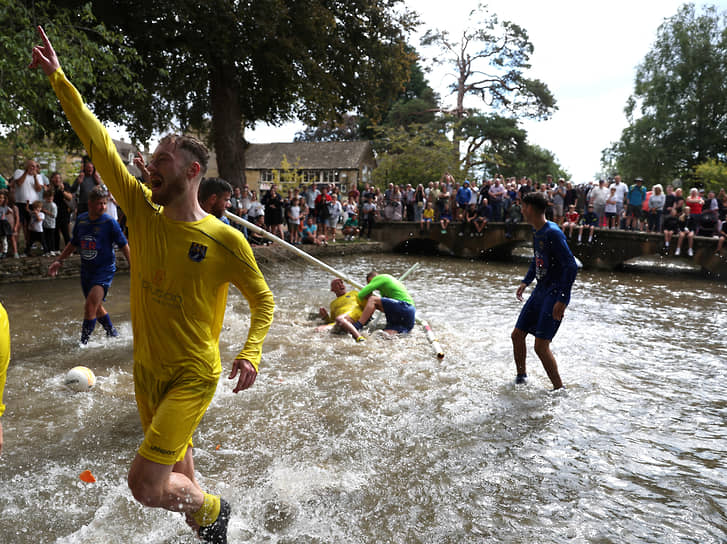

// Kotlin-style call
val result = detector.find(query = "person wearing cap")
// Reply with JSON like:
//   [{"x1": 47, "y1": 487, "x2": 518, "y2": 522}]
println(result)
[{"x1": 627, "y1": 177, "x2": 647, "y2": 231}]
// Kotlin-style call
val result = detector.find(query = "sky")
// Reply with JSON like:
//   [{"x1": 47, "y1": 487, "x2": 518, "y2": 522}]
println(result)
[{"x1": 247, "y1": 0, "x2": 726, "y2": 181}]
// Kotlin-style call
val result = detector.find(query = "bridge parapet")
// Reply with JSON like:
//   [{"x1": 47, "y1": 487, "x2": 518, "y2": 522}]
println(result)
[{"x1": 369, "y1": 221, "x2": 727, "y2": 278}]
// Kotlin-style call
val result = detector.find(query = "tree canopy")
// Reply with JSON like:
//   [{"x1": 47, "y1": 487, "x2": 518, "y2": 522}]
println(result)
[
  {"x1": 603, "y1": 3, "x2": 727, "y2": 185},
  {"x1": 2, "y1": 0, "x2": 417, "y2": 186}
]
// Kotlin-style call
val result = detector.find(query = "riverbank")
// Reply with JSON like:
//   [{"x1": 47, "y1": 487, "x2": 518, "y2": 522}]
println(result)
[{"x1": 0, "y1": 240, "x2": 385, "y2": 284}]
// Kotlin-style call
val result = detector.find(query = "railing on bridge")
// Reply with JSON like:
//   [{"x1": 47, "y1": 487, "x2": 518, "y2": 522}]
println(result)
[{"x1": 368, "y1": 221, "x2": 727, "y2": 278}]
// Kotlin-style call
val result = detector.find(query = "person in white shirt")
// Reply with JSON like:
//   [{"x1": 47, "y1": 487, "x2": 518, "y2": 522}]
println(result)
[
  {"x1": 609, "y1": 175, "x2": 628, "y2": 228},
  {"x1": 12, "y1": 160, "x2": 46, "y2": 251}
]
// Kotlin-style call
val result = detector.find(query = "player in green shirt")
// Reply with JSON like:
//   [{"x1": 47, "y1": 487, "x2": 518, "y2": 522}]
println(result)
[{"x1": 339, "y1": 272, "x2": 416, "y2": 340}]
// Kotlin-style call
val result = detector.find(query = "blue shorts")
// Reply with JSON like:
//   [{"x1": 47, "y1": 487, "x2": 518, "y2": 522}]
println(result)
[
  {"x1": 514, "y1": 288, "x2": 563, "y2": 341},
  {"x1": 381, "y1": 298, "x2": 416, "y2": 333},
  {"x1": 81, "y1": 276, "x2": 110, "y2": 300}
]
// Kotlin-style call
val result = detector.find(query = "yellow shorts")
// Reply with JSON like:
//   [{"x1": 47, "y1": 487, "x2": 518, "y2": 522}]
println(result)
[{"x1": 133, "y1": 361, "x2": 218, "y2": 465}]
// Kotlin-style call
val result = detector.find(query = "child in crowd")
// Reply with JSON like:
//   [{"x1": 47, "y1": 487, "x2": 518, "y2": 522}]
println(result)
[
  {"x1": 26, "y1": 200, "x2": 45, "y2": 253},
  {"x1": 439, "y1": 202, "x2": 452, "y2": 233},
  {"x1": 561, "y1": 204, "x2": 579, "y2": 238},
  {"x1": 605, "y1": 187, "x2": 618, "y2": 229},
  {"x1": 287, "y1": 197, "x2": 301, "y2": 245},
  {"x1": 343, "y1": 212, "x2": 359, "y2": 240},
  {"x1": 41, "y1": 188, "x2": 57, "y2": 255},
  {"x1": 578, "y1": 204, "x2": 599, "y2": 244},
  {"x1": 420, "y1": 201, "x2": 434, "y2": 233}
]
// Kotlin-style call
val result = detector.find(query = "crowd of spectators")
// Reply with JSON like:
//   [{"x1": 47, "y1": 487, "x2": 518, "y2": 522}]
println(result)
[{"x1": 3, "y1": 160, "x2": 727, "y2": 259}]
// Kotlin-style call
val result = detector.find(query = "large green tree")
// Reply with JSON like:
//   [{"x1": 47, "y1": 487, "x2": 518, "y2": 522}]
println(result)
[
  {"x1": 420, "y1": 2, "x2": 556, "y2": 170},
  {"x1": 604, "y1": 4, "x2": 727, "y2": 184},
  {"x1": 90, "y1": 0, "x2": 416, "y2": 186},
  {"x1": 0, "y1": 0, "x2": 141, "y2": 164}
]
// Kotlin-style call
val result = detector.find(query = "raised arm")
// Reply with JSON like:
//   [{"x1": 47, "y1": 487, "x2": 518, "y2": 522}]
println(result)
[{"x1": 29, "y1": 26, "x2": 144, "y2": 217}]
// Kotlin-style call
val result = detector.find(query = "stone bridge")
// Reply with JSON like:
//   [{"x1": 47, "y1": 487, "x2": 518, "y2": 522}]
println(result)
[{"x1": 368, "y1": 221, "x2": 727, "y2": 278}]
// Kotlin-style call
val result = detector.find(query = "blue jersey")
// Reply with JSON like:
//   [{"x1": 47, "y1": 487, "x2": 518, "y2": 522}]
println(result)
[
  {"x1": 71, "y1": 212, "x2": 127, "y2": 284},
  {"x1": 522, "y1": 221, "x2": 578, "y2": 304}
]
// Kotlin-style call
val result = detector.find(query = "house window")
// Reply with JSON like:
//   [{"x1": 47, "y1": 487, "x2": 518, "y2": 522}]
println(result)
[
  {"x1": 303, "y1": 170, "x2": 319, "y2": 184},
  {"x1": 260, "y1": 170, "x2": 275, "y2": 183},
  {"x1": 321, "y1": 170, "x2": 340, "y2": 183}
]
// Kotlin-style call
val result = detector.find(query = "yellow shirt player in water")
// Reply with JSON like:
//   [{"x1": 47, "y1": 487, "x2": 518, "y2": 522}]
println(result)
[
  {"x1": 0, "y1": 303, "x2": 10, "y2": 456},
  {"x1": 32, "y1": 27, "x2": 274, "y2": 544},
  {"x1": 317, "y1": 278, "x2": 364, "y2": 333}
]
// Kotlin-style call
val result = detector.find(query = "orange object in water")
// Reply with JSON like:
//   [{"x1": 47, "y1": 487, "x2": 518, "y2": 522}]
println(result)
[
  {"x1": 79, "y1": 470, "x2": 96, "y2": 483},
  {"x1": 215, "y1": 444, "x2": 221, "y2": 450}
]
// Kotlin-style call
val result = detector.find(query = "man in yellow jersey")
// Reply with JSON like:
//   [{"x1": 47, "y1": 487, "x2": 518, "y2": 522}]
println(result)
[
  {"x1": 31, "y1": 27, "x2": 274, "y2": 544},
  {"x1": 316, "y1": 278, "x2": 364, "y2": 335},
  {"x1": 0, "y1": 302, "x2": 10, "y2": 455}
]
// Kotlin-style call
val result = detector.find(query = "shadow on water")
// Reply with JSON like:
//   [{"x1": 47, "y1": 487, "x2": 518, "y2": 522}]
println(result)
[{"x1": 1, "y1": 255, "x2": 726, "y2": 543}]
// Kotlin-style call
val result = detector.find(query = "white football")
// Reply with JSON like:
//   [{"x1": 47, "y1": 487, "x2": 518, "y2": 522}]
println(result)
[{"x1": 64, "y1": 366, "x2": 96, "y2": 392}]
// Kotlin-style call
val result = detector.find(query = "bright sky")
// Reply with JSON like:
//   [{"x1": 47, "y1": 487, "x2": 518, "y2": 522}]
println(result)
[{"x1": 248, "y1": 0, "x2": 725, "y2": 181}]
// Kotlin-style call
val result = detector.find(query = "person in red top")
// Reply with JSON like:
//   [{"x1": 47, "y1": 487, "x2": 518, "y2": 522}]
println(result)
[
  {"x1": 685, "y1": 188, "x2": 704, "y2": 215},
  {"x1": 561, "y1": 204, "x2": 580, "y2": 238}
]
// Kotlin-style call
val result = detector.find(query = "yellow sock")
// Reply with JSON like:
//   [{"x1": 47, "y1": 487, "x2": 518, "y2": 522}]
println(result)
[{"x1": 192, "y1": 493, "x2": 221, "y2": 527}]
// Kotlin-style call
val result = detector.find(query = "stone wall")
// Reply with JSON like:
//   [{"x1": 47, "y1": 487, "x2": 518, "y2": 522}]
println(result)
[{"x1": 0, "y1": 241, "x2": 384, "y2": 284}]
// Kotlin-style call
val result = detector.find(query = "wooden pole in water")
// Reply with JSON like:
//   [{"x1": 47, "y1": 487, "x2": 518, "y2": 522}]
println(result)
[{"x1": 224, "y1": 212, "x2": 445, "y2": 359}]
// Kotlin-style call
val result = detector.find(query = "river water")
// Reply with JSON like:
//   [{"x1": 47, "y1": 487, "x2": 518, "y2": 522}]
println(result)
[{"x1": 0, "y1": 253, "x2": 725, "y2": 543}]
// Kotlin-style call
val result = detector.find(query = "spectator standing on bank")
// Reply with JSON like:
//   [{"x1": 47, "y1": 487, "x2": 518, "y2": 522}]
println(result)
[
  {"x1": 26, "y1": 200, "x2": 45, "y2": 252},
  {"x1": 50, "y1": 172, "x2": 73, "y2": 248},
  {"x1": 71, "y1": 156, "x2": 102, "y2": 217},
  {"x1": 609, "y1": 175, "x2": 628, "y2": 227},
  {"x1": 12, "y1": 159, "x2": 45, "y2": 252},
  {"x1": 589, "y1": 179, "x2": 609, "y2": 227},
  {"x1": 647, "y1": 184, "x2": 665, "y2": 233},
  {"x1": 626, "y1": 178, "x2": 646, "y2": 231},
  {"x1": 41, "y1": 188, "x2": 57, "y2": 254}
]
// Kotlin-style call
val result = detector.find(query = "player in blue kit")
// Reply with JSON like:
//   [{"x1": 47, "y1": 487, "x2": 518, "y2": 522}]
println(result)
[
  {"x1": 49, "y1": 186, "x2": 130, "y2": 344},
  {"x1": 511, "y1": 191, "x2": 578, "y2": 390}
]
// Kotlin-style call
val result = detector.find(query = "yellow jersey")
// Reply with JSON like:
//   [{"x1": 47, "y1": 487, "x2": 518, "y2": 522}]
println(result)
[
  {"x1": 328, "y1": 291, "x2": 363, "y2": 324},
  {"x1": 0, "y1": 303, "x2": 9, "y2": 418},
  {"x1": 48, "y1": 69, "x2": 274, "y2": 378}
]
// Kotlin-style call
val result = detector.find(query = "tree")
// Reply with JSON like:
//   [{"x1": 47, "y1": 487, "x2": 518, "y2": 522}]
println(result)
[
  {"x1": 90, "y1": 0, "x2": 416, "y2": 186},
  {"x1": 372, "y1": 124, "x2": 462, "y2": 187},
  {"x1": 421, "y1": 4, "x2": 555, "y2": 121},
  {"x1": 694, "y1": 159, "x2": 727, "y2": 193},
  {"x1": 296, "y1": 46, "x2": 440, "y2": 141},
  {"x1": 604, "y1": 4, "x2": 727, "y2": 184},
  {"x1": 0, "y1": 0, "x2": 141, "y2": 158},
  {"x1": 501, "y1": 142, "x2": 569, "y2": 182},
  {"x1": 294, "y1": 115, "x2": 362, "y2": 143}
]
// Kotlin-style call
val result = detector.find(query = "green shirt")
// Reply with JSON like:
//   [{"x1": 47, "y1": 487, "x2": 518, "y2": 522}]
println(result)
[
  {"x1": 0, "y1": 175, "x2": 7, "y2": 190},
  {"x1": 358, "y1": 274, "x2": 414, "y2": 306}
]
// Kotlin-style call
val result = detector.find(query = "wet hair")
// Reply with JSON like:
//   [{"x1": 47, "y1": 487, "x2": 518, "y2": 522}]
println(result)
[
  {"x1": 522, "y1": 191, "x2": 547, "y2": 213},
  {"x1": 88, "y1": 186, "x2": 108, "y2": 203},
  {"x1": 366, "y1": 271, "x2": 377, "y2": 283},
  {"x1": 198, "y1": 177, "x2": 232, "y2": 203},
  {"x1": 159, "y1": 133, "x2": 210, "y2": 176}
]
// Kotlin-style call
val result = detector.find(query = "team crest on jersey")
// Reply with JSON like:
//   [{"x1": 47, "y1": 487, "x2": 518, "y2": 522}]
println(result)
[{"x1": 188, "y1": 242, "x2": 207, "y2": 262}]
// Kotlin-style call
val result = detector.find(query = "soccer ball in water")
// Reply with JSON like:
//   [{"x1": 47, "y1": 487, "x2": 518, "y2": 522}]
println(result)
[{"x1": 64, "y1": 366, "x2": 96, "y2": 392}]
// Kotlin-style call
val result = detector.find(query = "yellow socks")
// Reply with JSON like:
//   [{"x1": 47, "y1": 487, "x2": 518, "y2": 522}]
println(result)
[{"x1": 192, "y1": 493, "x2": 221, "y2": 527}]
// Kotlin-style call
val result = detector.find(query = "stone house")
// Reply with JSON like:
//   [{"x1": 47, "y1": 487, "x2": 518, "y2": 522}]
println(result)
[{"x1": 243, "y1": 141, "x2": 376, "y2": 193}]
